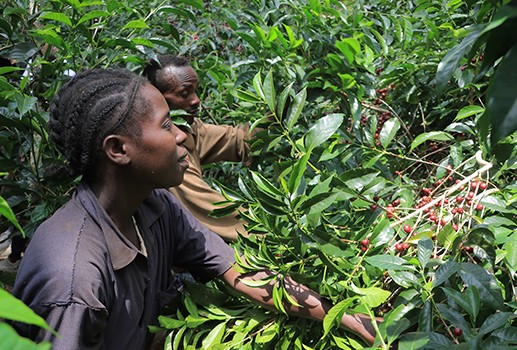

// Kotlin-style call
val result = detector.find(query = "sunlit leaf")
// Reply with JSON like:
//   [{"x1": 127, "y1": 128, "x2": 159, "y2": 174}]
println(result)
[
  {"x1": 417, "y1": 238, "x2": 433, "y2": 269},
  {"x1": 39, "y1": 11, "x2": 72, "y2": 26},
  {"x1": 323, "y1": 298, "x2": 354, "y2": 336},
  {"x1": 284, "y1": 88, "x2": 307, "y2": 130},
  {"x1": 455, "y1": 105, "x2": 485, "y2": 121},
  {"x1": 410, "y1": 131, "x2": 455, "y2": 151},
  {"x1": 380, "y1": 118, "x2": 401, "y2": 148},
  {"x1": 123, "y1": 19, "x2": 149, "y2": 29},
  {"x1": 365, "y1": 255, "x2": 415, "y2": 271}
]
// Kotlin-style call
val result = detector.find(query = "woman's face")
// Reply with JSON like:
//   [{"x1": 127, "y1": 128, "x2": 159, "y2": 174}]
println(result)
[
  {"x1": 160, "y1": 65, "x2": 200, "y2": 124},
  {"x1": 128, "y1": 83, "x2": 189, "y2": 188}
]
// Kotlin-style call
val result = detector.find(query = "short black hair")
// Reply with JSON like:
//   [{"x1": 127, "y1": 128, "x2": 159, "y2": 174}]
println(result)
[
  {"x1": 142, "y1": 54, "x2": 190, "y2": 92},
  {"x1": 48, "y1": 68, "x2": 148, "y2": 177}
]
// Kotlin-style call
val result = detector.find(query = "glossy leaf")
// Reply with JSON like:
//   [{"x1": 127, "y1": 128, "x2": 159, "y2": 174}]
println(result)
[
  {"x1": 455, "y1": 105, "x2": 485, "y2": 121},
  {"x1": 305, "y1": 114, "x2": 343, "y2": 151},
  {"x1": 201, "y1": 322, "x2": 226, "y2": 348},
  {"x1": 380, "y1": 118, "x2": 401, "y2": 149},
  {"x1": 458, "y1": 263, "x2": 505, "y2": 310},
  {"x1": 417, "y1": 237, "x2": 433, "y2": 269},
  {"x1": 323, "y1": 298, "x2": 354, "y2": 336},
  {"x1": 284, "y1": 88, "x2": 306, "y2": 130},
  {"x1": 76, "y1": 10, "x2": 110, "y2": 25},
  {"x1": 39, "y1": 11, "x2": 72, "y2": 26},
  {"x1": 262, "y1": 70, "x2": 276, "y2": 113},
  {"x1": 287, "y1": 152, "x2": 310, "y2": 195},
  {"x1": 486, "y1": 42, "x2": 517, "y2": 145},
  {"x1": 479, "y1": 312, "x2": 515, "y2": 336},
  {"x1": 0, "y1": 289, "x2": 53, "y2": 333},
  {"x1": 365, "y1": 255, "x2": 415, "y2": 271},
  {"x1": 0, "y1": 323, "x2": 51, "y2": 350},
  {"x1": 0, "y1": 195, "x2": 24, "y2": 235},
  {"x1": 410, "y1": 131, "x2": 455, "y2": 151},
  {"x1": 350, "y1": 284, "x2": 391, "y2": 308},
  {"x1": 435, "y1": 27, "x2": 483, "y2": 91}
]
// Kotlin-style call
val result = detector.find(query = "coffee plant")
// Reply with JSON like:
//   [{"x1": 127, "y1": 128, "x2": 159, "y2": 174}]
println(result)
[{"x1": 1, "y1": 0, "x2": 516, "y2": 349}]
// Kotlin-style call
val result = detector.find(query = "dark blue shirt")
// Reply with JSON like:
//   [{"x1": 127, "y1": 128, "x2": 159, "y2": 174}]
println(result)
[{"x1": 12, "y1": 182, "x2": 235, "y2": 349}]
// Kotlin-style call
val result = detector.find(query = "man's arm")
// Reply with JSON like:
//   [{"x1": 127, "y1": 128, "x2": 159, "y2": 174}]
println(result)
[{"x1": 222, "y1": 266, "x2": 378, "y2": 345}]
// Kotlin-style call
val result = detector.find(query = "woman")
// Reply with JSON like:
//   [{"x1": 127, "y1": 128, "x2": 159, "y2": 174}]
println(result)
[{"x1": 12, "y1": 68, "x2": 377, "y2": 349}]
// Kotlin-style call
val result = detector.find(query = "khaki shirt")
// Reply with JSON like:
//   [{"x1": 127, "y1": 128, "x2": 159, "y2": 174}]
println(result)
[{"x1": 170, "y1": 118, "x2": 251, "y2": 241}]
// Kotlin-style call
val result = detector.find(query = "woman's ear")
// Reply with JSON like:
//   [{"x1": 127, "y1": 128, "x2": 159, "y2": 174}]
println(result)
[{"x1": 103, "y1": 135, "x2": 131, "y2": 165}]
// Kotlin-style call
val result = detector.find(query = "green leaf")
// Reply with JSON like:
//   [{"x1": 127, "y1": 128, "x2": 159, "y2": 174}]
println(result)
[
  {"x1": 178, "y1": 0, "x2": 203, "y2": 10},
  {"x1": 386, "y1": 318, "x2": 411, "y2": 344},
  {"x1": 0, "y1": 289, "x2": 52, "y2": 333},
  {"x1": 323, "y1": 298, "x2": 354, "y2": 336},
  {"x1": 487, "y1": 42, "x2": 517, "y2": 145},
  {"x1": 305, "y1": 114, "x2": 343, "y2": 151},
  {"x1": 183, "y1": 295, "x2": 199, "y2": 317},
  {"x1": 339, "y1": 168, "x2": 379, "y2": 191},
  {"x1": 365, "y1": 255, "x2": 415, "y2": 271},
  {"x1": 262, "y1": 70, "x2": 276, "y2": 113},
  {"x1": 272, "y1": 284, "x2": 287, "y2": 315},
  {"x1": 185, "y1": 315, "x2": 209, "y2": 328},
  {"x1": 397, "y1": 331, "x2": 429, "y2": 350},
  {"x1": 201, "y1": 322, "x2": 226, "y2": 348},
  {"x1": 417, "y1": 237, "x2": 433, "y2": 269},
  {"x1": 158, "y1": 316, "x2": 186, "y2": 330},
  {"x1": 491, "y1": 327, "x2": 517, "y2": 341},
  {"x1": 39, "y1": 11, "x2": 72, "y2": 26},
  {"x1": 0, "y1": 67, "x2": 23, "y2": 75},
  {"x1": 455, "y1": 105, "x2": 485, "y2": 121},
  {"x1": 252, "y1": 72, "x2": 264, "y2": 100},
  {"x1": 288, "y1": 152, "x2": 310, "y2": 195},
  {"x1": 458, "y1": 263, "x2": 504, "y2": 310},
  {"x1": 0, "y1": 323, "x2": 51, "y2": 350},
  {"x1": 0, "y1": 195, "x2": 24, "y2": 235},
  {"x1": 301, "y1": 191, "x2": 340, "y2": 214},
  {"x1": 76, "y1": 10, "x2": 110, "y2": 26},
  {"x1": 14, "y1": 93, "x2": 37, "y2": 118},
  {"x1": 380, "y1": 118, "x2": 401, "y2": 149},
  {"x1": 398, "y1": 332, "x2": 453, "y2": 349},
  {"x1": 504, "y1": 240, "x2": 517, "y2": 272},
  {"x1": 479, "y1": 312, "x2": 515, "y2": 336},
  {"x1": 437, "y1": 304, "x2": 472, "y2": 338},
  {"x1": 442, "y1": 287, "x2": 478, "y2": 322},
  {"x1": 276, "y1": 82, "x2": 293, "y2": 120},
  {"x1": 123, "y1": 19, "x2": 149, "y2": 30},
  {"x1": 465, "y1": 286, "x2": 480, "y2": 323},
  {"x1": 350, "y1": 284, "x2": 391, "y2": 308},
  {"x1": 410, "y1": 131, "x2": 455, "y2": 151},
  {"x1": 250, "y1": 171, "x2": 284, "y2": 197},
  {"x1": 435, "y1": 27, "x2": 483, "y2": 91},
  {"x1": 434, "y1": 260, "x2": 459, "y2": 287},
  {"x1": 284, "y1": 88, "x2": 307, "y2": 130}
]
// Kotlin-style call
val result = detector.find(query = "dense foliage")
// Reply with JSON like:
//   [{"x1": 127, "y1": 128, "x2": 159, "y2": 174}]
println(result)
[{"x1": 1, "y1": 0, "x2": 516, "y2": 349}]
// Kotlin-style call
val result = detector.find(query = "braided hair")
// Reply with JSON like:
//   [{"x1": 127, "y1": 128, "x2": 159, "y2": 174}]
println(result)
[
  {"x1": 142, "y1": 54, "x2": 190, "y2": 93},
  {"x1": 48, "y1": 68, "x2": 148, "y2": 177}
]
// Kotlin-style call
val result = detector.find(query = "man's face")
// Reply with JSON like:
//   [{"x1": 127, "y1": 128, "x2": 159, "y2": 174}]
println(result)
[{"x1": 161, "y1": 65, "x2": 200, "y2": 124}]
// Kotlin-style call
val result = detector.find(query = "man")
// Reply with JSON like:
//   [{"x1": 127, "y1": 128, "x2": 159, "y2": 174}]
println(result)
[
  {"x1": 12, "y1": 68, "x2": 378, "y2": 349},
  {"x1": 143, "y1": 55, "x2": 251, "y2": 242}
]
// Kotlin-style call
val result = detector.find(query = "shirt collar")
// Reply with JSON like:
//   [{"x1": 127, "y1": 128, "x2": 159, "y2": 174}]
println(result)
[{"x1": 75, "y1": 182, "x2": 165, "y2": 270}]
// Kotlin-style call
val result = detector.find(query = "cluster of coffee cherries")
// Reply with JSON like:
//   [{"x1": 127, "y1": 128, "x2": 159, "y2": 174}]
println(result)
[{"x1": 361, "y1": 165, "x2": 490, "y2": 254}]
